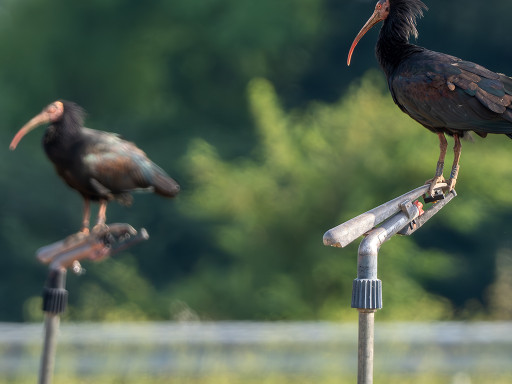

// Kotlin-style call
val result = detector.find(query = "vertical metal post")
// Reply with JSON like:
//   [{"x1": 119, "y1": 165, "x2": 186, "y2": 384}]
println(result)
[
  {"x1": 351, "y1": 202, "x2": 420, "y2": 384},
  {"x1": 323, "y1": 185, "x2": 456, "y2": 384},
  {"x1": 34, "y1": 224, "x2": 148, "y2": 384},
  {"x1": 358, "y1": 310, "x2": 376, "y2": 384},
  {"x1": 39, "y1": 315, "x2": 60, "y2": 384},
  {"x1": 352, "y1": 229, "x2": 383, "y2": 384},
  {"x1": 39, "y1": 268, "x2": 68, "y2": 384}
]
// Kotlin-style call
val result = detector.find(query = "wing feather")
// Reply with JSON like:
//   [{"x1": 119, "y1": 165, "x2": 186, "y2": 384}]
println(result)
[
  {"x1": 81, "y1": 129, "x2": 158, "y2": 193},
  {"x1": 390, "y1": 53, "x2": 512, "y2": 137}
]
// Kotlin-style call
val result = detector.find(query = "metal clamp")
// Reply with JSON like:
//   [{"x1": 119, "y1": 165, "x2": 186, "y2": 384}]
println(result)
[
  {"x1": 324, "y1": 185, "x2": 456, "y2": 309},
  {"x1": 323, "y1": 185, "x2": 455, "y2": 249},
  {"x1": 323, "y1": 184, "x2": 457, "y2": 384},
  {"x1": 36, "y1": 223, "x2": 149, "y2": 272},
  {"x1": 37, "y1": 224, "x2": 149, "y2": 384}
]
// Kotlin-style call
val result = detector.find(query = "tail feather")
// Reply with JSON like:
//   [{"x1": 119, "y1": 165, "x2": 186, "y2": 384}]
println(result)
[{"x1": 150, "y1": 164, "x2": 180, "y2": 198}]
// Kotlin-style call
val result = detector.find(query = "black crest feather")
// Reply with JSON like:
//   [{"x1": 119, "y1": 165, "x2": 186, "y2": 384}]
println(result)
[
  {"x1": 59, "y1": 100, "x2": 86, "y2": 132},
  {"x1": 388, "y1": 0, "x2": 428, "y2": 42},
  {"x1": 377, "y1": 0, "x2": 428, "y2": 75}
]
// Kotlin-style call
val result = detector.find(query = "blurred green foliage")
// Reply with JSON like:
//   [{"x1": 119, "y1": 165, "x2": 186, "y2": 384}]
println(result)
[
  {"x1": 176, "y1": 74, "x2": 512, "y2": 321},
  {"x1": 1, "y1": 0, "x2": 512, "y2": 322}
]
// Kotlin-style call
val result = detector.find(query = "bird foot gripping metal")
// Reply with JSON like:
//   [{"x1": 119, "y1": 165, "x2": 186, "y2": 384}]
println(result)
[
  {"x1": 36, "y1": 224, "x2": 149, "y2": 384},
  {"x1": 323, "y1": 184, "x2": 456, "y2": 384},
  {"x1": 324, "y1": 185, "x2": 455, "y2": 310},
  {"x1": 37, "y1": 223, "x2": 149, "y2": 274},
  {"x1": 323, "y1": 185, "x2": 455, "y2": 249}
]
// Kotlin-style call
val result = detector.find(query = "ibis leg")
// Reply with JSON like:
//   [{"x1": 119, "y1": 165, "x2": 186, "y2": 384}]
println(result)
[
  {"x1": 447, "y1": 134, "x2": 461, "y2": 191},
  {"x1": 427, "y1": 133, "x2": 448, "y2": 195},
  {"x1": 92, "y1": 200, "x2": 109, "y2": 234},
  {"x1": 80, "y1": 198, "x2": 91, "y2": 234},
  {"x1": 96, "y1": 200, "x2": 107, "y2": 226}
]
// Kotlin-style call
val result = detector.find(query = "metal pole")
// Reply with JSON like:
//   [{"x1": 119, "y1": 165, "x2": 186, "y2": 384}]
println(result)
[
  {"x1": 34, "y1": 224, "x2": 149, "y2": 384},
  {"x1": 358, "y1": 310, "x2": 376, "y2": 384},
  {"x1": 352, "y1": 203, "x2": 420, "y2": 384},
  {"x1": 39, "y1": 268, "x2": 68, "y2": 384},
  {"x1": 323, "y1": 185, "x2": 457, "y2": 384},
  {"x1": 323, "y1": 185, "x2": 429, "y2": 248},
  {"x1": 352, "y1": 230, "x2": 382, "y2": 384},
  {"x1": 39, "y1": 314, "x2": 60, "y2": 384}
]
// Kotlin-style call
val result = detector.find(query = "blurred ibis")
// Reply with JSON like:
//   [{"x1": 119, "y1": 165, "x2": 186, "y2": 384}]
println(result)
[
  {"x1": 10, "y1": 101, "x2": 180, "y2": 233},
  {"x1": 348, "y1": 0, "x2": 512, "y2": 195}
]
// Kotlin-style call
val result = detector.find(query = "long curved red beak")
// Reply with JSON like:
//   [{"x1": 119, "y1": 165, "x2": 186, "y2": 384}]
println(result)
[
  {"x1": 347, "y1": 10, "x2": 384, "y2": 66},
  {"x1": 9, "y1": 112, "x2": 52, "y2": 150}
]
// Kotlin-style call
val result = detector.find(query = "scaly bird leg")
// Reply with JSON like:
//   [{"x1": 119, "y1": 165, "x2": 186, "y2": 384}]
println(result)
[
  {"x1": 92, "y1": 199, "x2": 108, "y2": 234},
  {"x1": 90, "y1": 199, "x2": 111, "y2": 261},
  {"x1": 426, "y1": 132, "x2": 448, "y2": 195},
  {"x1": 97, "y1": 199, "x2": 107, "y2": 225},
  {"x1": 446, "y1": 134, "x2": 461, "y2": 192},
  {"x1": 81, "y1": 198, "x2": 91, "y2": 235}
]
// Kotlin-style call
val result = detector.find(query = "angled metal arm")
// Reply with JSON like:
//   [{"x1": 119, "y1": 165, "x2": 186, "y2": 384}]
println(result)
[
  {"x1": 323, "y1": 185, "x2": 456, "y2": 248},
  {"x1": 323, "y1": 185, "x2": 457, "y2": 384},
  {"x1": 398, "y1": 190, "x2": 456, "y2": 236},
  {"x1": 37, "y1": 224, "x2": 149, "y2": 384},
  {"x1": 36, "y1": 224, "x2": 149, "y2": 271}
]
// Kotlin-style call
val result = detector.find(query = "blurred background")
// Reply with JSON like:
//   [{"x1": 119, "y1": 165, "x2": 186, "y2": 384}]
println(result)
[{"x1": 1, "y1": 0, "x2": 512, "y2": 382}]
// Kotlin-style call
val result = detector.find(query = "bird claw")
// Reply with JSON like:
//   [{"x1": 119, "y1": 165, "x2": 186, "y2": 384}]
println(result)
[
  {"x1": 79, "y1": 227, "x2": 90, "y2": 237},
  {"x1": 423, "y1": 176, "x2": 448, "y2": 203},
  {"x1": 36, "y1": 223, "x2": 148, "y2": 269},
  {"x1": 91, "y1": 223, "x2": 109, "y2": 236},
  {"x1": 445, "y1": 178, "x2": 457, "y2": 192},
  {"x1": 425, "y1": 176, "x2": 447, "y2": 196},
  {"x1": 62, "y1": 230, "x2": 89, "y2": 245},
  {"x1": 424, "y1": 175, "x2": 458, "y2": 203}
]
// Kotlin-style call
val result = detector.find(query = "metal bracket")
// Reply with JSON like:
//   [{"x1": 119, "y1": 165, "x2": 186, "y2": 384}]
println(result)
[
  {"x1": 323, "y1": 184, "x2": 457, "y2": 384},
  {"x1": 36, "y1": 224, "x2": 149, "y2": 384},
  {"x1": 423, "y1": 188, "x2": 445, "y2": 203},
  {"x1": 323, "y1": 185, "x2": 455, "y2": 248},
  {"x1": 36, "y1": 223, "x2": 149, "y2": 272},
  {"x1": 399, "y1": 190, "x2": 456, "y2": 236}
]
